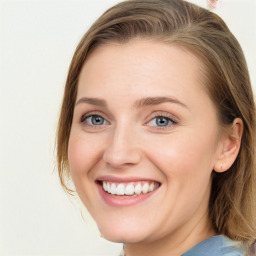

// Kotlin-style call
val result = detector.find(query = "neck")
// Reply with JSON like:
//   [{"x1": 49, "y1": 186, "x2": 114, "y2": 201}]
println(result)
[{"x1": 124, "y1": 212, "x2": 216, "y2": 256}]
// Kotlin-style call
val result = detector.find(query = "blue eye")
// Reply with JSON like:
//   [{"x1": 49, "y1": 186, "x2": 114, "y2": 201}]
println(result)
[
  {"x1": 155, "y1": 117, "x2": 170, "y2": 126},
  {"x1": 82, "y1": 115, "x2": 109, "y2": 126},
  {"x1": 148, "y1": 116, "x2": 175, "y2": 127}
]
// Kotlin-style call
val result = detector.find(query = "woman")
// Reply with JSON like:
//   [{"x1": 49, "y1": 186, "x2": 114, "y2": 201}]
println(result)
[{"x1": 57, "y1": 0, "x2": 256, "y2": 255}]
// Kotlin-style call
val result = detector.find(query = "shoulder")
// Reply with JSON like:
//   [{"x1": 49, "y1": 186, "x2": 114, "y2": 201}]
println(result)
[{"x1": 182, "y1": 235, "x2": 246, "y2": 256}]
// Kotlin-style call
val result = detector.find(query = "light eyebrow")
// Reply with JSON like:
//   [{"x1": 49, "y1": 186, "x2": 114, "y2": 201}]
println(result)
[
  {"x1": 134, "y1": 96, "x2": 188, "y2": 109},
  {"x1": 75, "y1": 97, "x2": 107, "y2": 107}
]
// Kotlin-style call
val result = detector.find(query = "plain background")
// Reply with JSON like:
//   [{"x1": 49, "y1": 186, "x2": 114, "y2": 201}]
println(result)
[{"x1": 0, "y1": 0, "x2": 255, "y2": 255}]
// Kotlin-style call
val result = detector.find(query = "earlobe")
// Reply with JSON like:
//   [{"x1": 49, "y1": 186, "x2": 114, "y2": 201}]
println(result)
[{"x1": 214, "y1": 118, "x2": 243, "y2": 173}]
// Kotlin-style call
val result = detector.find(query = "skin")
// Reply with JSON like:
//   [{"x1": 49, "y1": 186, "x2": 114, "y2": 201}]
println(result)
[{"x1": 68, "y1": 39, "x2": 242, "y2": 256}]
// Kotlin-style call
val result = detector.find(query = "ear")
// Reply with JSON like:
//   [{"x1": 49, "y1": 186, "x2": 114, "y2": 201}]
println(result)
[{"x1": 214, "y1": 118, "x2": 243, "y2": 173}]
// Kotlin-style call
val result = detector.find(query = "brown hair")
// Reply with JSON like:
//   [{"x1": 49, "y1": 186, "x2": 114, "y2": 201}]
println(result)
[{"x1": 57, "y1": 0, "x2": 256, "y2": 245}]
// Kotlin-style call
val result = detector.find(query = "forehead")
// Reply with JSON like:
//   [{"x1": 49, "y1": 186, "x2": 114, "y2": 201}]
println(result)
[{"x1": 77, "y1": 39, "x2": 210, "y2": 108}]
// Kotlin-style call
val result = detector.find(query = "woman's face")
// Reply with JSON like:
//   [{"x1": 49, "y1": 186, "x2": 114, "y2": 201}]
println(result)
[{"x1": 68, "y1": 40, "x2": 223, "y2": 244}]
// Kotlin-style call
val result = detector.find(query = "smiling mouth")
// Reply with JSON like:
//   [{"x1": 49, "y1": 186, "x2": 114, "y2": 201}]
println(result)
[{"x1": 97, "y1": 180, "x2": 161, "y2": 197}]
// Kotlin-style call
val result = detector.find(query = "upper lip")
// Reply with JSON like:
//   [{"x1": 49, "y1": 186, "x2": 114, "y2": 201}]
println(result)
[{"x1": 96, "y1": 175, "x2": 161, "y2": 184}]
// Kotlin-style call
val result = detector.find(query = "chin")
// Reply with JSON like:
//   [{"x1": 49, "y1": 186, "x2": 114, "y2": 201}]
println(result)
[{"x1": 97, "y1": 222, "x2": 150, "y2": 244}]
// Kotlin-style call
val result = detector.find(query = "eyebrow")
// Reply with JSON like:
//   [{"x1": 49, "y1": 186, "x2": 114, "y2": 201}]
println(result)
[
  {"x1": 75, "y1": 97, "x2": 107, "y2": 107},
  {"x1": 75, "y1": 96, "x2": 188, "y2": 109},
  {"x1": 134, "y1": 96, "x2": 188, "y2": 109}
]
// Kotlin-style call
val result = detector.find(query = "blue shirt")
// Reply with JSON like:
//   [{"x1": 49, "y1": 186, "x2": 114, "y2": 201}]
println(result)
[
  {"x1": 120, "y1": 235, "x2": 246, "y2": 256},
  {"x1": 182, "y1": 235, "x2": 246, "y2": 256}
]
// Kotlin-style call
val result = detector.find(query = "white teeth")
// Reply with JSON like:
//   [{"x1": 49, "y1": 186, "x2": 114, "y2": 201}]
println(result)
[
  {"x1": 107, "y1": 182, "x2": 111, "y2": 193},
  {"x1": 125, "y1": 184, "x2": 134, "y2": 195},
  {"x1": 149, "y1": 183, "x2": 154, "y2": 192},
  {"x1": 142, "y1": 183, "x2": 149, "y2": 194},
  {"x1": 103, "y1": 182, "x2": 107, "y2": 191},
  {"x1": 134, "y1": 183, "x2": 142, "y2": 195},
  {"x1": 116, "y1": 183, "x2": 125, "y2": 195},
  {"x1": 102, "y1": 181, "x2": 159, "y2": 196},
  {"x1": 110, "y1": 183, "x2": 117, "y2": 195}
]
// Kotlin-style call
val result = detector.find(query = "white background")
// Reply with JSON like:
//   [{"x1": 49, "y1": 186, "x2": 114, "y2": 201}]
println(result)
[{"x1": 0, "y1": 0, "x2": 255, "y2": 255}]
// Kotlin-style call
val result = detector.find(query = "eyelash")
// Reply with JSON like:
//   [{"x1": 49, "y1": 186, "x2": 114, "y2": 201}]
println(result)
[
  {"x1": 146, "y1": 113, "x2": 177, "y2": 130},
  {"x1": 80, "y1": 112, "x2": 110, "y2": 128},
  {"x1": 80, "y1": 112, "x2": 178, "y2": 130}
]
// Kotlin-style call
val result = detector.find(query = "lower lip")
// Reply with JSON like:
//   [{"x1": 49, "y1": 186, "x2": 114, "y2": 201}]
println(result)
[{"x1": 96, "y1": 183, "x2": 159, "y2": 207}]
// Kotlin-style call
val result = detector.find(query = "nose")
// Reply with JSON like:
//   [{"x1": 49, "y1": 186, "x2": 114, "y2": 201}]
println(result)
[{"x1": 102, "y1": 126, "x2": 141, "y2": 169}]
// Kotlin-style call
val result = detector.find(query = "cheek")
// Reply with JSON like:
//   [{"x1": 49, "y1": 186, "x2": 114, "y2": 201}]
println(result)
[
  {"x1": 144, "y1": 130, "x2": 218, "y2": 181},
  {"x1": 68, "y1": 135, "x2": 85, "y2": 176},
  {"x1": 68, "y1": 131, "x2": 102, "y2": 177},
  {"x1": 67, "y1": 130, "x2": 103, "y2": 207}
]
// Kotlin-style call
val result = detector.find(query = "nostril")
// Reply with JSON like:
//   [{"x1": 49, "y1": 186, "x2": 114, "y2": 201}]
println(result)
[
  {"x1": 103, "y1": 148, "x2": 141, "y2": 168},
  {"x1": 102, "y1": 131, "x2": 141, "y2": 167}
]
